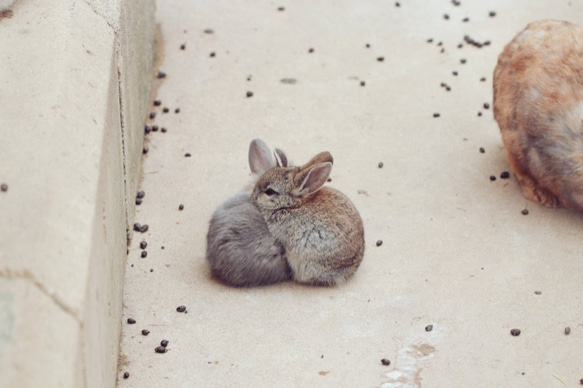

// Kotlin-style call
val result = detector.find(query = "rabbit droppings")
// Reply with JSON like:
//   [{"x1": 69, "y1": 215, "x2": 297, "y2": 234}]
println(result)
[
  {"x1": 493, "y1": 20, "x2": 583, "y2": 211},
  {"x1": 206, "y1": 139, "x2": 292, "y2": 287},
  {"x1": 251, "y1": 151, "x2": 365, "y2": 286}
]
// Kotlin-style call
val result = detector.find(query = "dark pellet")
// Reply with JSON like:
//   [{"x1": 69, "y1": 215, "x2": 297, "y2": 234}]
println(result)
[
  {"x1": 377, "y1": 57, "x2": 385, "y2": 62},
  {"x1": 452, "y1": 0, "x2": 461, "y2": 5},
  {"x1": 483, "y1": 40, "x2": 491, "y2": 46},
  {"x1": 277, "y1": 6, "x2": 285, "y2": 11},
  {"x1": 480, "y1": 77, "x2": 486, "y2": 82},
  {"x1": 444, "y1": 14, "x2": 449, "y2": 20},
  {"x1": 365, "y1": 43, "x2": 371, "y2": 48},
  {"x1": 127, "y1": 318, "x2": 136, "y2": 324},
  {"x1": 433, "y1": 113, "x2": 440, "y2": 118},
  {"x1": 144, "y1": 125, "x2": 151, "y2": 134},
  {"x1": 521, "y1": 208, "x2": 529, "y2": 215},
  {"x1": 308, "y1": 48, "x2": 314, "y2": 53},
  {"x1": 133, "y1": 223, "x2": 142, "y2": 232},
  {"x1": 163, "y1": 107, "x2": 169, "y2": 113},
  {"x1": 565, "y1": 327, "x2": 571, "y2": 335},
  {"x1": 378, "y1": 162, "x2": 384, "y2": 168},
  {"x1": 479, "y1": 147, "x2": 485, "y2": 153},
  {"x1": 141, "y1": 251, "x2": 147, "y2": 258},
  {"x1": 152, "y1": 125, "x2": 159, "y2": 132},
  {"x1": 157, "y1": 71, "x2": 166, "y2": 79},
  {"x1": 140, "y1": 241, "x2": 147, "y2": 249},
  {"x1": 425, "y1": 325, "x2": 433, "y2": 332},
  {"x1": 360, "y1": 81, "x2": 366, "y2": 87},
  {"x1": 457, "y1": 43, "x2": 463, "y2": 48},
  {"x1": 150, "y1": 269, "x2": 154, "y2": 272},
  {"x1": 160, "y1": 340, "x2": 169, "y2": 347},
  {"x1": 149, "y1": 112, "x2": 156, "y2": 119},
  {"x1": 510, "y1": 328, "x2": 521, "y2": 336},
  {"x1": 153, "y1": 100, "x2": 161, "y2": 106},
  {"x1": 489, "y1": 11, "x2": 496, "y2": 17},
  {"x1": 483, "y1": 103, "x2": 490, "y2": 109},
  {"x1": 141, "y1": 329, "x2": 150, "y2": 336},
  {"x1": 185, "y1": 153, "x2": 192, "y2": 157},
  {"x1": 446, "y1": 86, "x2": 451, "y2": 91},
  {"x1": 135, "y1": 198, "x2": 142, "y2": 205},
  {"x1": 381, "y1": 358, "x2": 391, "y2": 366},
  {"x1": 452, "y1": 71, "x2": 458, "y2": 76},
  {"x1": 179, "y1": 204, "x2": 184, "y2": 210},
  {"x1": 427, "y1": 38, "x2": 433, "y2": 43},
  {"x1": 478, "y1": 112, "x2": 482, "y2": 117},
  {"x1": 180, "y1": 43, "x2": 186, "y2": 50},
  {"x1": 142, "y1": 147, "x2": 148, "y2": 154},
  {"x1": 204, "y1": 29, "x2": 214, "y2": 34},
  {"x1": 462, "y1": 17, "x2": 469, "y2": 22},
  {"x1": 161, "y1": 127, "x2": 167, "y2": 133},
  {"x1": 155, "y1": 346, "x2": 167, "y2": 354},
  {"x1": 140, "y1": 224, "x2": 149, "y2": 233},
  {"x1": 489, "y1": 175, "x2": 496, "y2": 181},
  {"x1": 395, "y1": 2, "x2": 400, "y2": 7},
  {"x1": 580, "y1": 377, "x2": 583, "y2": 385},
  {"x1": 175, "y1": 108, "x2": 181, "y2": 113},
  {"x1": 176, "y1": 305, "x2": 187, "y2": 313},
  {"x1": 500, "y1": 171, "x2": 510, "y2": 179},
  {"x1": 460, "y1": 58, "x2": 466, "y2": 64},
  {"x1": 123, "y1": 372, "x2": 130, "y2": 379},
  {"x1": 209, "y1": 52, "x2": 216, "y2": 57},
  {"x1": 136, "y1": 191, "x2": 145, "y2": 199},
  {"x1": 376, "y1": 240, "x2": 383, "y2": 247},
  {"x1": 246, "y1": 91, "x2": 253, "y2": 98}
]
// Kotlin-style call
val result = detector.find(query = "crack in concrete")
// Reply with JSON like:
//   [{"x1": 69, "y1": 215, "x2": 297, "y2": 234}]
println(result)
[
  {"x1": 82, "y1": 0, "x2": 116, "y2": 31},
  {"x1": 0, "y1": 268, "x2": 82, "y2": 324}
]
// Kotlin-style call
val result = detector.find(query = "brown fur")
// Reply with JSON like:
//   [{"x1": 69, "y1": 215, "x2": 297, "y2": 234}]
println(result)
[
  {"x1": 251, "y1": 152, "x2": 365, "y2": 286},
  {"x1": 493, "y1": 20, "x2": 583, "y2": 211}
]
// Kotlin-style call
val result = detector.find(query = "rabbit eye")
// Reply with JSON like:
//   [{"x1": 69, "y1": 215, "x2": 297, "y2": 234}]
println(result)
[{"x1": 265, "y1": 188, "x2": 278, "y2": 196}]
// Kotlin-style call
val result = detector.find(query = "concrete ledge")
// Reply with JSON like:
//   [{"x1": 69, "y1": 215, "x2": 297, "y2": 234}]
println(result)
[{"x1": 0, "y1": 0, "x2": 154, "y2": 386}]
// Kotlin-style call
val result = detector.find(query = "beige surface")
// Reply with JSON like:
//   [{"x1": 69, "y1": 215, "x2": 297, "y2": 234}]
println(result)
[
  {"x1": 118, "y1": 1, "x2": 583, "y2": 387},
  {"x1": 0, "y1": 0, "x2": 155, "y2": 387}
]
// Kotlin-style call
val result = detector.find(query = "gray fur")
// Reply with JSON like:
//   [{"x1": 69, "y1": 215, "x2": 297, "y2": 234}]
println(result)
[
  {"x1": 205, "y1": 139, "x2": 292, "y2": 287},
  {"x1": 206, "y1": 193, "x2": 292, "y2": 287}
]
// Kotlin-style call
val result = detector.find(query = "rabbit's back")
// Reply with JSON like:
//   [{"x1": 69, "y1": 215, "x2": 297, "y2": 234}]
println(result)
[
  {"x1": 206, "y1": 194, "x2": 291, "y2": 287},
  {"x1": 493, "y1": 20, "x2": 583, "y2": 210},
  {"x1": 267, "y1": 187, "x2": 365, "y2": 285}
]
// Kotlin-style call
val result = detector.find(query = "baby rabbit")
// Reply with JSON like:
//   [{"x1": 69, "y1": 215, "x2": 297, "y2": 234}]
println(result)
[
  {"x1": 493, "y1": 20, "x2": 583, "y2": 211},
  {"x1": 206, "y1": 139, "x2": 291, "y2": 287},
  {"x1": 251, "y1": 150, "x2": 365, "y2": 286}
]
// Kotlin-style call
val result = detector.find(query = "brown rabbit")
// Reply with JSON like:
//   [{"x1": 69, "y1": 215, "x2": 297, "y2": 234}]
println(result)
[
  {"x1": 493, "y1": 20, "x2": 583, "y2": 211},
  {"x1": 250, "y1": 151, "x2": 365, "y2": 286}
]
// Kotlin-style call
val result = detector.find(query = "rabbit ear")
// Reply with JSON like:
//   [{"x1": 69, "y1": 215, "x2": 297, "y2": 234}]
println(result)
[
  {"x1": 295, "y1": 162, "x2": 332, "y2": 196},
  {"x1": 249, "y1": 139, "x2": 276, "y2": 175},
  {"x1": 301, "y1": 151, "x2": 333, "y2": 169},
  {"x1": 274, "y1": 148, "x2": 288, "y2": 167}
]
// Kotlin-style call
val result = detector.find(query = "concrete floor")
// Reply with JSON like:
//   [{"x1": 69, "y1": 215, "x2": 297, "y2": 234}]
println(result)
[{"x1": 117, "y1": 1, "x2": 583, "y2": 387}]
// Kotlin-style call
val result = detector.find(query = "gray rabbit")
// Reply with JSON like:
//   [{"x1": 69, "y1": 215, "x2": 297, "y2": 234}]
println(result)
[
  {"x1": 250, "y1": 150, "x2": 365, "y2": 286},
  {"x1": 206, "y1": 139, "x2": 291, "y2": 287}
]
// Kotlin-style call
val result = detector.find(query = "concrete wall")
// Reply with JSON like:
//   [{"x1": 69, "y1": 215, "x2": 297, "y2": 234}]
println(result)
[{"x1": 0, "y1": 0, "x2": 155, "y2": 387}]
